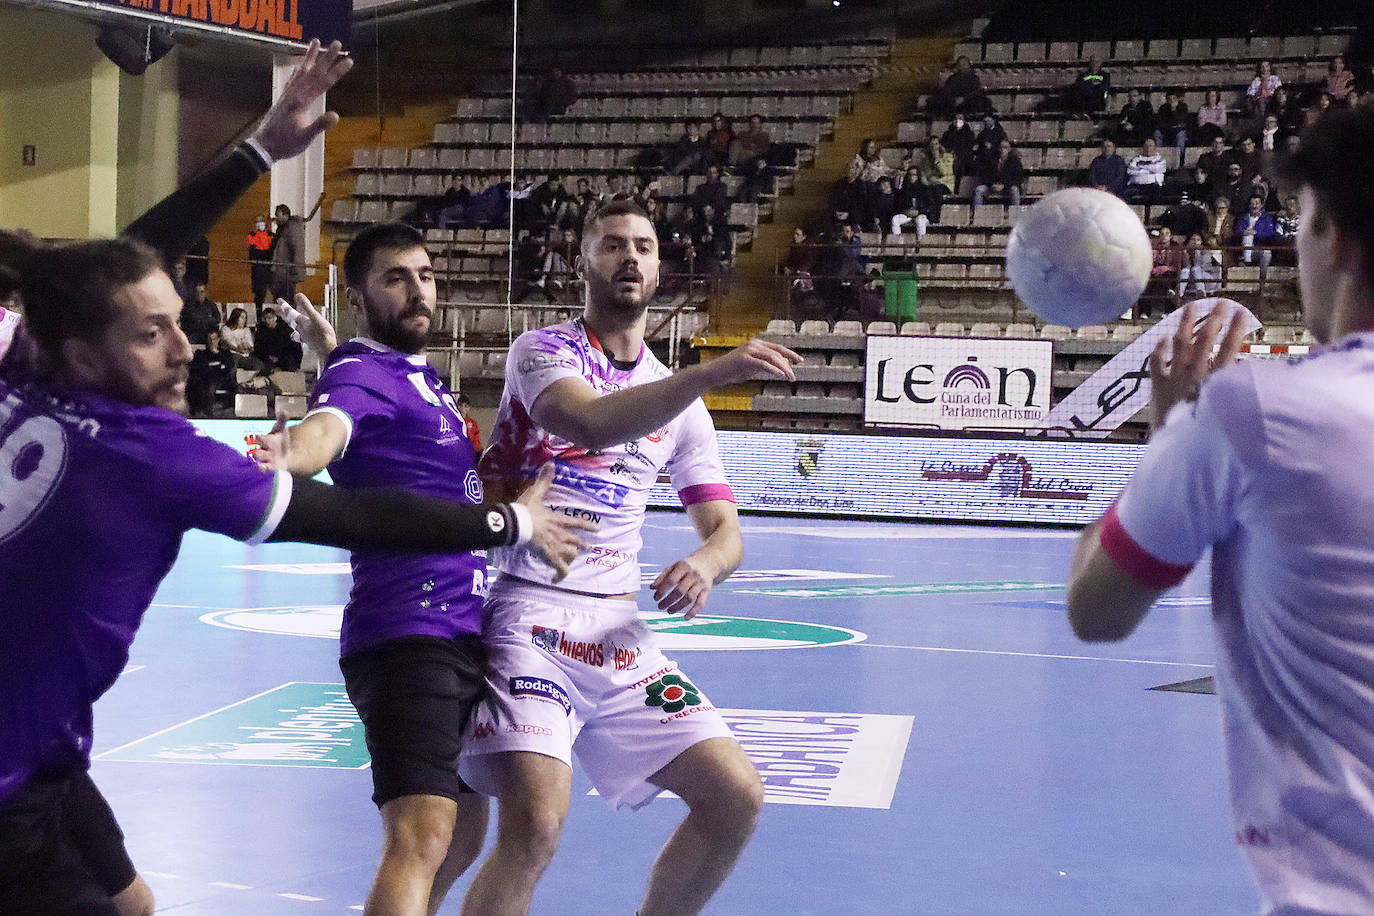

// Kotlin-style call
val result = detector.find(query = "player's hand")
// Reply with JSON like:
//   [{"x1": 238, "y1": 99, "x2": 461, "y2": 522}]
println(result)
[
  {"x1": 248, "y1": 412, "x2": 292, "y2": 471},
  {"x1": 651, "y1": 554, "x2": 716, "y2": 620},
  {"x1": 1148, "y1": 300, "x2": 1249, "y2": 432},
  {"x1": 276, "y1": 293, "x2": 337, "y2": 356},
  {"x1": 701, "y1": 339, "x2": 802, "y2": 386},
  {"x1": 517, "y1": 463, "x2": 595, "y2": 582},
  {"x1": 250, "y1": 40, "x2": 353, "y2": 162}
]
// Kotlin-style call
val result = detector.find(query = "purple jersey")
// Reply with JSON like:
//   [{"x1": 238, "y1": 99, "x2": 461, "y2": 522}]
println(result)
[
  {"x1": 0, "y1": 374, "x2": 291, "y2": 802},
  {"x1": 306, "y1": 338, "x2": 486, "y2": 655}
]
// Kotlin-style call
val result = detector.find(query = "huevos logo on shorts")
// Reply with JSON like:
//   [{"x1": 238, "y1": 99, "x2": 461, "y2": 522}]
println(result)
[{"x1": 510, "y1": 676, "x2": 572, "y2": 715}]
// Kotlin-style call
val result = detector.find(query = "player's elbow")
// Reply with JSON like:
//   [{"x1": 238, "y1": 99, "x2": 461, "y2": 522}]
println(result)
[{"x1": 1066, "y1": 582, "x2": 1137, "y2": 642}]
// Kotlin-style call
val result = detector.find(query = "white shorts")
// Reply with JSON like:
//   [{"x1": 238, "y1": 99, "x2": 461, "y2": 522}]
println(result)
[{"x1": 459, "y1": 579, "x2": 733, "y2": 810}]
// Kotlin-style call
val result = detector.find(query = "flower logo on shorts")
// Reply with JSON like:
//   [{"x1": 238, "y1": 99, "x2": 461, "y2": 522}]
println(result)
[{"x1": 644, "y1": 674, "x2": 701, "y2": 714}]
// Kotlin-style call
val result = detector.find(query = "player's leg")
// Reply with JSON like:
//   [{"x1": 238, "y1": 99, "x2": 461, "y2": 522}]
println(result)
[
  {"x1": 111, "y1": 875, "x2": 155, "y2": 916},
  {"x1": 61, "y1": 772, "x2": 153, "y2": 916},
  {"x1": 0, "y1": 777, "x2": 121, "y2": 916},
  {"x1": 636, "y1": 737, "x2": 763, "y2": 916},
  {"x1": 369, "y1": 793, "x2": 458, "y2": 913},
  {"x1": 426, "y1": 792, "x2": 489, "y2": 916},
  {"x1": 460, "y1": 751, "x2": 573, "y2": 916}
]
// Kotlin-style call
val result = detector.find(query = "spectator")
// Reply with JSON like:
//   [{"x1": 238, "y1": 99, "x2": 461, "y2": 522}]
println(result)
[
  {"x1": 1234, "y1": 135, "x2": 1263, "y2": 183},
  {"x1": 1144, "y1": 225, "x2": 1185, "y2": 316},
  {"x1": 246, "y1": 214, "x2": 273, "y2": 312},
  {"x1": 815, "y1": 224, "x2": 866, "y2": 318},
  {"x1": 185, "y1": 236, "x2": 210, "y2": 288},
  {"x1": 1203, "y1": 196, "x2": 1236, "y2": 257},
  {"x1": 456, "y1": 393, "x2": 482, "y2": 452},
  {"x1": 1159, "y1": 170, "x2": 1212, "y2": 238},
  {"x1": 689, "y1": 204, "x2": 732, "y2": 275},
  {"x1": 178, "y1": 282, "x2": 221, "y2": 346},
  {"x1": 1259, "y1": 113, "x2": 1285, "y2": 152},
  {"x1": 529, "y1": 66, "x2": 577, "y2": 121},
  {"x1": 1125, "y1": 137, "x2": 1167, "y2": 207},
  {"x1": 975, "y1": 114, "x2": 1007, "y2": 151},
  {"x1": 666, "y1": 121, "x2": 709, "y2": 175},
  {"x1": 1220, "y1": 161, "x2": 1250, "y2": 213},
  {"x1": 783, "y1": 226, "x2": 816, "y2": 291},
  {"x1": 729, "y1": 114, "x2": 772, "y2": 168},
  {"x1": 1155, "y1": 91, "x2": 1190, "y2": 156},
  {"x1": 1196, "y1": 88, "x2": 1229, "y2": 145},
  {"x1": 1232, "y1": 192, "x2": 1278, "y2": 271},
  {"x1": 529, "y1": 174, "x2": 570, "y2": 228},
  {"x1": 220, "y1": 307, "x2": 265, "y2": 373},
  {"x1": 1326, "y1": 55, "x2": 1355, "y2": 102},
  {"x1": 187, "y1": 329, "x2": 236, "y2": 418},
  {"x1": 869, "y1": 176, "x2": 898, "y2": 233},
  {"x1": 1270, "y1": 86, "x2": 1304, "y2": 136},
  {"x1": 1064, "y1": 55, "x2": 1111, "y2": 115},
  {"x1": 1197, "y1": 136, "x2": 1234, "y2": 180},
  {"x1": 1179, "y1": 230, "x2": 1221, "y2": 297},
  {"x1": 848, "y1": 139, "x2": 891, "y2": 229},
  {"x1": 916, "y1": 136, "x2": 954, "y2": 199},
  {"x1": 1249, "y1": 170, "x2": 1278, "y2": 213},
  {"x1": 705, "y1": 113, "x2": 734, "y2": 168},
  {"x1": 435, "y1": 175, "x2": 474, "y2": 229},
  {"x1": 973, "y1": 138, "x2": 1024, "y2": 206},
  {"x1": 940, "y1": 114, "x2": 977, "y2": 186},
  {"x1": 529, "y1": 228, "x2": 577, "y2": 302},
  {"x1": 690, "y1": 164, "x2": 731, "y2": 219},
  {"x1": 1246, "y1": 60, "x2": 1282, "y2": 117},
  {"x1": 1305, "y1": 92, "x2": 1334, "y2": 129},
  {"x1": 891, "y1": 166, "x2": 933, "y2": 236},
  {"x1": 1111, "y1": 88, "x2": 1155, "y2": 147},
  {"x1": 253, "y1": 307, "x2": 303, "y2": 373},
  {"x1": 1088, "y1": 138, "x2": 1128, "y2": 197},
  {"x1": 933, "y1": 54, "x2": 992, "y2": 117},
  {"x1": 1272, "y1": 191, "x2": 1300, "y2": 265},
  {"x1": 269, "y1": 204, "x2": 305, "y2": 303}
]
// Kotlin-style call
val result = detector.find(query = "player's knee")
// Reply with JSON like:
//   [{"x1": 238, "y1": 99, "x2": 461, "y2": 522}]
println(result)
[
  {"x1": 386, "y1": 811, "x2": 458, "y2": 869},
  {"x1": 113, "y1": 874, "x2": 155, "y2": 916},
  {"x1": 502, "y1": 801, "x2": 565, "y2": 868},
  {"x1": 694, "y1": 769, "x2": 764, "y2": 838}
]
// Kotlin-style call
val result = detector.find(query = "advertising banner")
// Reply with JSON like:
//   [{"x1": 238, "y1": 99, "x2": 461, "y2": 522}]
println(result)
[
  {"x1": 864, "y1": 335, "x2": 1054, "y2": 431},
  {"x1": 32, "y1": 0, "x2": 352, "y2": 48}
]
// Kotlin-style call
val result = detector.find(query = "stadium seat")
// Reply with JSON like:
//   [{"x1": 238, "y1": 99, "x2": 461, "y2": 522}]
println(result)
[
  {"x1": 276, "y1": 396, "x2": 308, "y2": 419},
  {"x1": 764, "y1": 319, "x2": 797, "y2": 335},
  {"x1": 933, "y1": 322, "x2": 965, "y2": 337},
  {"x1": 234, "y1": 394, "x2": 270, "y2": 418},
  {"x1": 270, "y1": 371, "x2": 308, "y2": 395},
  {"x1": 794, "y1": 383, "x2": 826, "y2": 399},
  {"x1": 900, "y1": 321, "x2": 932, "y2": 336},
  {"x1": 1077, "y1": 325, "x2": 1109, "y2": 340},
  {"x1": 1040, "y1": 325, "x2": 1072, "y2": 340},
  {"x1": 799, "y1": 320, "x2": 831, "y2": 336},
  {"x1": 831, "y1": 321, "x2": 864, "y2": 338},
  {"x1": 1005, "y1": 323, "x2": 1036, "y2": 339},
  {"x1": 866, "y1": 321, "x2": 897, "y2": 336},
  {"x1": 969, "y1": 322, "x2": 1002, "y2": 338}
]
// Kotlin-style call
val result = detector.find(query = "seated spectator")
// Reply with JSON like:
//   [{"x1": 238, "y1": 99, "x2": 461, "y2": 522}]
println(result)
[
  {"x1": 1232, "y1": 193, "x2": 1278, "y2": 271},
  {"x1": 462, "y1": 176, "x2": 510, "y2": 228},
  {"x1": 219, "y1": 307, "x2": 263, "y2": 373},
  {"x1": 1259, "y1": 113, "x2": 1286, "y2": 153},
  {"x1": 1305, "y1": 92, "x2": 1334, "y2": 129},
  {"x1": 932, "y1": 55, "x2": 992, "y2": 117},
  {"x1": 890, "y1": 166, "x2": 933, "y2": 236},
  {"x1": 1246, "y1": 60, "x2": 1282, "y2": 118},
  {"x1": 783, "y1": 226, "x2": 816, "y2": 291},
  {"x1": 689, "y1": 204, "x2": 733, "y2": 276},
  {"x1": 1196, "y1": 136, "x2": 1234, "y2": 181},
  {"x1": 1326, "y1": 56, "x2": 1355, "y2": 102},
  {"x1": 528, "y1": 67, "x2": 577, "y2": 121},
  {"x1": 1202, "y1": 196, "x2": 1235, "y2": 260},
  {"x1": 1087, "y1": 138, "x2": 1127, "y2": 197},
  {"x1": 187, "y1": 329, "x2": 236, "y2": 418},
  {"x1": 1234, "y1": 135, "x2": 1263, "y2": 183},
  {"x1": 705, "y1": 113, "x2": 734, "y2": 168},
  {"x1": 1111, "y1": 88, "x2": 1155, "y2": 147},
  {"x1": 1124, "y1": 137, "x2": 1166, "y2": 207},
  {"x1": 435, "y1": 176, "x2": 474, "y2": 229},
  {"x1": 1159, "y1": 172, "x2": 1211, "y2": 238},
  {"x1": 848, "y1": 138, "x2": 891, "y2": 228},
  {"x1": 1269, "y1": 86, "x2": 1303, "y2": 136},
  {"x1": 253, "y1": 307, "x2": 302, "y2": 373},
  {"x1": 1219, "y1": 161, "x2": 1250, "y2": 213},
  {"x1": 1064, "y1": 56, "x2": 1110, "y2": 114},
  {"x1": 179, "y1": 282, "x2": 221, "y2": 346},
  {"x1": 529, "y1": 174, "x2": 570, "y2": 229},
  {"x1": 869, "y1": 176, "x2": 898, "y2": 233},
  {"x1": 1249, "y1": 170, "x2": 1278, "y2": 212},
  {"x1": 1195, "y1": 88, "x2": 1229, "y2": 145},
  {"x1": 554, "y1": 177, "x2": 591, "y2": 230},
  {"x1": 916, "y1": 136, "x2": 954, "y2": 199},
  {"x1": 1144, "y1": 225, "x2": 1185, "y2": 316},
  {"x1": 531, "y1": 228, "x2": 578, "y2": 302},
  {"x1": 813, "y1": 224, "x2": 866, "y2": 319},
  {"x1": 666, "y1": 121, "x2": 709, "y2": 175},
  {"x1": 729, "y1": 114, "x2": 773, "y2": 167},
  {"x1": 973, "y1": 139, "x2": 1024, "y2": 206},
  {"x1": 940, "y1": 114, "x2": 977, "y2": 186},
  {"x1": 690, "y1": 164, "x2": 731, "y2": 219},
  {"x1": 830, "y1": 171, "x2": 864, "y2": 230},
  {"x1": 975, "y1": 114, "x2": 1007, "y2": 151},
  {"x1": 1154, "y1": 91, "x2": 1190, "y2": 156},
  {"x1": 1272, "y1": 192, "x2": 1300, "y2": 265},
  {"x1": 1179, "y1": 230, "x2": 1221, "y2": 297}
]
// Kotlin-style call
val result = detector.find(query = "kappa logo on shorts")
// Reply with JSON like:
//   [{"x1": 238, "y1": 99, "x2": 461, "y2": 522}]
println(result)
[
  {"x1": 644, "y1": 674, "x2": 702, "y2": 714},
  {"x1": 531, "y1": 625, "x2": 561, "y2": 654},
  {"x1": 472, "y1": 720, "x2": 497, "y2": 739},
  {"x1": 510, "y1": 676, "x2": 572, "y2": 715}
]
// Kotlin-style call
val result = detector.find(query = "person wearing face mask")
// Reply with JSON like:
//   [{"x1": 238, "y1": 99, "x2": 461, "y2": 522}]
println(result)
[{"x1": 247, "y1": 214, "x2": 274, "y2": 315}]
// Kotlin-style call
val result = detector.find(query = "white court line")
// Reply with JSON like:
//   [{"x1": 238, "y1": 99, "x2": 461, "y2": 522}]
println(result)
[
  {"x1": 142, "y1": 871, "x2": 181, "y2": 880},
  {"x1": 209, "y1": 882, "x2": 252, "y2": 890},
  {"x1": 860, "y1": 643, "x2": 1213, "y2": 668},
  {"x1": 94, "y1": 682, "x2": 296, "y2": 758},
  {"x1": 654, "y1": 524, "x2": 1079, "y2": 540},
  {"x1": 279, "y1": 892, "x2": 324, "y2": 902}
]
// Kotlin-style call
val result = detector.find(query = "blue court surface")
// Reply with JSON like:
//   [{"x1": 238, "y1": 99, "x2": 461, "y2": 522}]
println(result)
[{"x1": 91, "y1": 512, "x2": 1258, "y2": 915}]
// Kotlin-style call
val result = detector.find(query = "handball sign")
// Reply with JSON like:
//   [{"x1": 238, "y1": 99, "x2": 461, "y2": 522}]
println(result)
[
  {"x1": 864, "y1": 335, "x2": 1054, "y2": 430},
  {"x1": 39, "y1": 0, "x2": 351, "y2": 47}
]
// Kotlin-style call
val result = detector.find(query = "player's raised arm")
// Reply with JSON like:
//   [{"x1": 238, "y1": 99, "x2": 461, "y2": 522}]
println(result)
[{"x1": 531, "y1": 338, "x2": 800, "y2": 450}]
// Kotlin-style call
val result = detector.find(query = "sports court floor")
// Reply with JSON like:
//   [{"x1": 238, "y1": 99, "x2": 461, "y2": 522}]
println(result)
[{"x1": 92, "y1": 511, "x2": 1258, "y2": 914}]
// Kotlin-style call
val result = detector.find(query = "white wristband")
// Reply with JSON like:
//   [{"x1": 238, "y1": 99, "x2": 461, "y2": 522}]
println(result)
[
  {"x1": 244, "y1": 136, "x2": 276, "y2": 170},
  {"x1": 508, "y1": 502, "x2": 533, "y2": 546}
]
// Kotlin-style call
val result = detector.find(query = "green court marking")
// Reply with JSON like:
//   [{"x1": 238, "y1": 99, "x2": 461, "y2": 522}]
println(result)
[
  {"x1": 733, "y1": 581, "x2": 1064, "y2": 599},
  {"x1": 639, "y1": 612, "x2": 864, "y2": 649},
  {"x1": 97, "y1": 682, "x2": 369, "y2": 768}
]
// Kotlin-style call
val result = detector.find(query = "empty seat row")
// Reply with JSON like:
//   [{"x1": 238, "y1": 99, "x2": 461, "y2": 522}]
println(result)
[{"x1": 953, "y1": 33, "x2": 1345, "y2": 65}]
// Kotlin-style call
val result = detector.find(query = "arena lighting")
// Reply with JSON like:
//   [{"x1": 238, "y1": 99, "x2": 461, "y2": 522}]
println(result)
[{"x1": 96, "y1": 22, "x2": 176, "y2": 76}]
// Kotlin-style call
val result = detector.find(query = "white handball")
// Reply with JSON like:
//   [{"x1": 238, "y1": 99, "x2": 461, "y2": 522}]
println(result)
[{"x1": 1005, "y1": 187, "x2": 1153, "y2": 328}]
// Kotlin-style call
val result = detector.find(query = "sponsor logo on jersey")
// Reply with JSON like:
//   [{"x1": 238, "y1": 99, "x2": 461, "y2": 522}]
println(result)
[
  {"x1": 531, "y1": 625, "x2": 561, "y2": 654},
  {"x1": 611, "y1": 640, "x2": 641, "y2": 671},
  {"x1": 510, "y1": 676, "x2": 572, "y2": 714},
  {"x1": 465, "y1": 470, "x2": 484, "y2": 502},
  {"x1": 644, "y1": 673, "x2": 702, "y2": 714},
  {"x1": 506, "y1": 723, "x2": 553, "y2": 737},
  {"x1": 552, "y1": 463, "x2": 630, "y2": 508},
  {"x1": 627, "y1": 665, "x2": 676, "y2": 690},
  {"x1": 585, "y1": 546, "x2": 633, "y2": 570},
  {"x1": 549, "y1": 505, "x2": 602, "y2": 524},
  {"x1": 518, "y1": 353, "x2": 577, "y2": 374},
  {"x1": 659, "y1": 704, "x2": 716, "y2": 725},
  {"x1": 557, "y1": 635, "x2": 604, "y2": 667}
]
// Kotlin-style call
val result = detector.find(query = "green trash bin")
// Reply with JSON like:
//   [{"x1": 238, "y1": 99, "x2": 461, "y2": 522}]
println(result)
[{"x1": 883, "y1": 272, "x2": 919, "y2": 323}]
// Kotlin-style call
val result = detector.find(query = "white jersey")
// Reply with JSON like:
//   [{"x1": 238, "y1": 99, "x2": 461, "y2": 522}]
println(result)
[
  {"x1": 1103, "y1": 331, "x2": 1374, "y2": 914},
  {"x1": 0, "y1": 307, "x2": 20, "y2": 361},
  {"x1": 481, "y1": 318, "x2": 732, "y2": 595}
]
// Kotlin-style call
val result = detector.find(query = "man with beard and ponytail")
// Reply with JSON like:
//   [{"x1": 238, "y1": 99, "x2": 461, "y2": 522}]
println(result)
[
  {"x1": 248, "y1": 220, "x2": 592, "y2": 916},
  {"x1": 453, "y1": 198, "x2": 801, "y2": 916}
]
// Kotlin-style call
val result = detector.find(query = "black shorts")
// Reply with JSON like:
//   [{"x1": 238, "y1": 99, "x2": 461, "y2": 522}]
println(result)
[
  {"x1": 0, "y1": 772, "x2": 134, "y2": 916},
  {"x1": 340, "y1": 634, "x2": 487, "y2": 808}
]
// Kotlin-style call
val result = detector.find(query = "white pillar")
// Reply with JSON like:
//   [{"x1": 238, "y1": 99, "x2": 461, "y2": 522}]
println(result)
[{"x1": 270, "y1": 52, "x2": 324, "y2": 275}]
